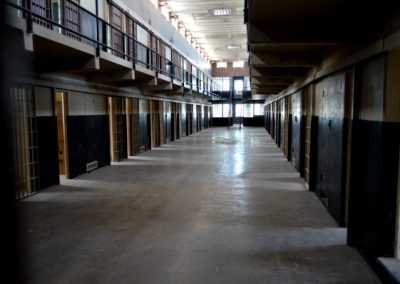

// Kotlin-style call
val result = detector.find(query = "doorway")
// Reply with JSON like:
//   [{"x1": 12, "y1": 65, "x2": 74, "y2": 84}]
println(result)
[
  {"x1": 55, "y1": 91, "x2": 69, "y2": 178},
  {"x1": 233, "y1": 77, "x2": 244, "y2": 99}
]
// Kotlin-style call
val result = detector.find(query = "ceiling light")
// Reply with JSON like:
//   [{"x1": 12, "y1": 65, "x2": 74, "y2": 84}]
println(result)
[
  {"x1": 226, "y1": 44, "x2": 241, "y2": 50},
  {"x1": 211, "y1": 8, "x2": 232, "y2": 16}
]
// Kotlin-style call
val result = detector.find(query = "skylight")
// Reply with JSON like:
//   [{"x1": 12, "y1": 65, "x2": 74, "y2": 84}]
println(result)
[
  {"x1": 233, "y1": 61, "x2": 244, "y2": 68},
  {"x1": 216, "y1": 62, "x2": 228, "y2": 68}
]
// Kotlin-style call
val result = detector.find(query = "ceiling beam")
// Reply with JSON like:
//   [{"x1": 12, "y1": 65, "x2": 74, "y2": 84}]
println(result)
[
  {"x1": 251, "y1": 67, "x2": 310, "y2": 78},
  {"x1": 250, "y1": 52, "x2": 320, "y2": 68},
  {"x1": 251, "y1": 85, "x2": 287, "y2": 93},
  {"x1": 251, "y1": 77, "x2": 294, "y2": 85}
]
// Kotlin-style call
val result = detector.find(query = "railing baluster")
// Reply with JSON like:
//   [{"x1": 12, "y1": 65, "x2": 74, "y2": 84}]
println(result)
[
  {"x1": 26, "y1": 0, "x2": 33, "y2": 33},
  {"x1": 95, "y1": 0, "x2": 100, "y2": 56},
  {"x1": 6, "y1": 0, "x2": 220, "y2": 91}
]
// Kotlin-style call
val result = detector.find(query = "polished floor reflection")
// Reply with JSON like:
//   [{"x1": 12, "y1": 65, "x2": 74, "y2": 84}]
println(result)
[{"x1": 19, "y1": 126, "x2": 380, "y2": 283}]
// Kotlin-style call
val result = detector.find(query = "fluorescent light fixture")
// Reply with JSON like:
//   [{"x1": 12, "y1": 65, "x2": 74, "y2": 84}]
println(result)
[
  {"x1": 211, "y1": 8, "x2": 232, "y2": 16},
  {"x1": 226, "y1": 44, "x2": 241, "y2": 50}
]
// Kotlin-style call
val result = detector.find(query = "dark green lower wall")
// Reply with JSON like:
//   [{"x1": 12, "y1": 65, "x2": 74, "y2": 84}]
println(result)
[
  {"x1": 67, "y1": 115, "x2": 110, "y2": 178},
  {"x1": 348, "y1": 119, "x2": 400, "y2": 263},
  {"x1": 211, "y1": 117, "x2": 264, "y2": 127},
  {"x1": 212, "y1": 118, "x2": 233, "y2": 126},
  {"x1": 37, "y1": 116, "x2": 59, "y2": 189},
  {"x1": 243, "y1": 116, "x2": 264, "y2": 127}
]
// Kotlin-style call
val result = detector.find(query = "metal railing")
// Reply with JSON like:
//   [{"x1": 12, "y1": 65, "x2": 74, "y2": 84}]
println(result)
[{"x1": 5, "y1": 0, "x2": 221, "y2": 98}]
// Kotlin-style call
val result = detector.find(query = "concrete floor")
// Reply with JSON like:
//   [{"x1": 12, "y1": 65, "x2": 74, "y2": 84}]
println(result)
[{"x1": 19, "y1": 127, "x2": 380, "y2": 284}]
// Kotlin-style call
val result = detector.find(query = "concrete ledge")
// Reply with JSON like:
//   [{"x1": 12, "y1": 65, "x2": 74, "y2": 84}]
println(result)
[{"x1": 377, "y1": 257, "x2": 400, "y2": 284}]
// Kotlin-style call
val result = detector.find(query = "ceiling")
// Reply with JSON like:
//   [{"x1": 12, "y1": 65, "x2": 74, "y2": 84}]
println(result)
[
  {"x1": 163, "y1": 0, "x2": 398, "y2": 98},
  {"x1": 162, "y1": 0, "x2": 248, "y2": 62},
  {"x1": 246, "y1": 0, "x2": 396, "y2": 96}
]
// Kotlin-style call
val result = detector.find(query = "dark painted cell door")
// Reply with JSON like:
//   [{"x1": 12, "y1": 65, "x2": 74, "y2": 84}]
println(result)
[{"x1": 312, "y1": 75, "x2": 346, "y2": 225}]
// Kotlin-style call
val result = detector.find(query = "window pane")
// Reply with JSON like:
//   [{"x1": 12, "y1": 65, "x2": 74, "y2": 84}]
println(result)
[
  {"x1": 213, "y1": 77, "x2": 222, "y2": 91},
  {"x1": 234, "y1": 80, "x2": 243, "y2": 98},
  {"x1": 212, "y1": 104, "x2": 222, "y2": 118},
  {"x1": 244, "y1": 104, "x2": 253, "y2": 117},
  {"x1": 222, "y1": 77, "x2": 230, "y2": 91},
  {"x1": 244, "y1": 77, "x2": 250, "y2": 91},
  {"x1": 254, "y1": 103, "x2": 264, "y2": 116},
  {"x1": 222, "y1": 104, "x2": 231, "y2": 117},
  {"x1": 235, "y1": 104, "x2": 243, "y2": 117}
]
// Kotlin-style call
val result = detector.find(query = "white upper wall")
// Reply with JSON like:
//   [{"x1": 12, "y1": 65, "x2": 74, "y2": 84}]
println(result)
[
  {"x1": 68, "y1": 92, "x2": 107, "y2": 116},
  {"x1": 55, "y1": 0, "x2": 210, "y2": 75},
  {"x1": 80, "y1": 0, "x2": 97, "y2": 14},
  {"x1": 110, "y1": 0, "x2": 212, "y2": 75}
]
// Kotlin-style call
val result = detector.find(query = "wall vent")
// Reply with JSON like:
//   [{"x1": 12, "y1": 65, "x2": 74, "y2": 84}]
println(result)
[{"x1": 86, "y1": 161, "x2": 98, "y2": 172}]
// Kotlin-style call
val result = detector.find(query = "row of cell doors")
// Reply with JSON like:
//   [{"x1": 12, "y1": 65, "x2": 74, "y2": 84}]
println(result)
[
  {"x1": 10, "y1": 87, "x2": 210, "y2": 199},
  {"x1": 265, "y1": 82, "x2": 348, "y2": 226}
]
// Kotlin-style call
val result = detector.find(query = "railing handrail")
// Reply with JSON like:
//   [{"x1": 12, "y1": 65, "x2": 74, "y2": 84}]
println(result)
[{"x1": 5, "y1": 0, "x2": 222, "y2": 98}]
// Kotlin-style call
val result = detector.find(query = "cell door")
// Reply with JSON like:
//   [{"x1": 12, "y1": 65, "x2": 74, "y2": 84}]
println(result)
[
  {"x1": 109, "y1": 5, "x2": 124, "y2": 58},
  {"x1": 151, "y1": 35, "x2": 159, "y2": 70},
  {"x1": 62, "y1": 0, "x2": 81, "y2": 40},
  {"x1": 126, "y1": 98, "x2": 140, "y2": 156},
  {"x1": 280, "y1": 99, "x2": 285, "y2": 150},
  {"x1": 204, "y1": 106, "x2": 208, "y2": 128},
  {"x1": 313, "y1": 75, "x2": 346, "y2": 225},
  {"x1": 139, "y1": 99, "x2": 150, "y2": 151},
  {"x1": 136, "y1": 24, "x2": 149, "y2": 68},
  {"x1": 197, "y1": 105, "x2": 202, "y2": 131},
  {"x1": 276, "y1": 101, "x2": 281, "y2": 147},
  {"x1": 32, "y1": 0, "x2": 52, "y2": 28},
  {"x1": 151, "y1": 101, "x2": 161, "y2": 148},
  {"x1": 186, "y1": 113, "x2": 190, "y2": 136},
  {"x1": 290, "y1": 92, "x2": 302, "y2": 172},
  {"x1": 176, "y1": 113, "x2": 180, "y2": 139},
  {"x1": 126, "y1": 17, "x2": 135, "y2": 60},
  {"x1": 55, "y1": 91, "x2": 69, "y2": 178},
  {"x1": 171, "y1": 113, "x2": 175, "y2": 141},
  {"x1": 165, "y1": 102, "x2": 172, "y2": 143},
  {"x1": 11, "y1": 86, "x2": 40, "y2": 199},
  {"x1": 181, "y1": 104, "x2": 186, "y2": 137},
  {"x1": 109, "y1": 97, "x2": 126, "y2": 161}
]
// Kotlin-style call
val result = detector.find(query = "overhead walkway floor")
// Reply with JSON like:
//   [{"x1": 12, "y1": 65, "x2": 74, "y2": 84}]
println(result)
[{"x1": 18, "y1": 126, "x2": 380, "y2": 283}]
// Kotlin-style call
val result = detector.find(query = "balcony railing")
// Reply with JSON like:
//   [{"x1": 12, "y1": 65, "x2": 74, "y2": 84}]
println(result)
[{"x1": 5, "y1": 0, "x2": 221, "y2": 98}]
